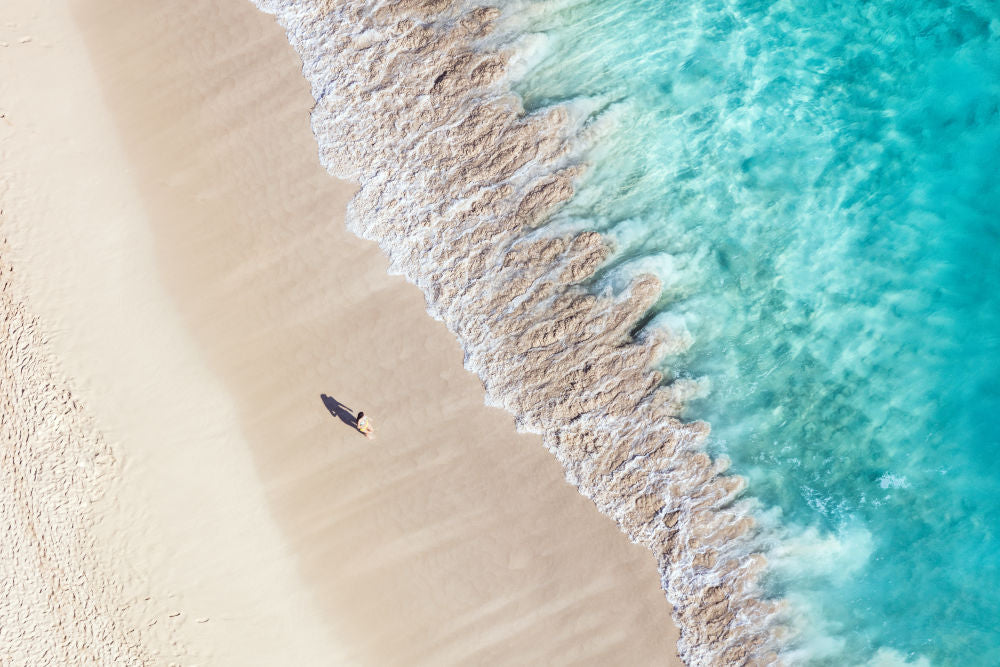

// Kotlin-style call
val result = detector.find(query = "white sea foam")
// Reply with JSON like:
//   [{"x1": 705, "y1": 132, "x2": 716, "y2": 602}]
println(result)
[
  {"x1": 768, "y1": 524, "x2": 873, "y2": 583},
  {"x1": 878, "y1": 473, "x2": 910, "y2": 490}
]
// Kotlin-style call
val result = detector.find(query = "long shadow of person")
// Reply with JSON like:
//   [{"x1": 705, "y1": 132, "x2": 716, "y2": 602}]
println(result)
[{"x1": 320, "y1": 394, "x2": 359, "y2": 430}]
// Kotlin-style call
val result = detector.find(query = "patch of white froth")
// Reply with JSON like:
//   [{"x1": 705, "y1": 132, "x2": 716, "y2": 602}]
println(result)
[
  {"x1": 498, "y1": 30, "x2": 552, "y2": 81},
  {"x1": 878, "y1": 473, "x2": 910, "y2": 490}
]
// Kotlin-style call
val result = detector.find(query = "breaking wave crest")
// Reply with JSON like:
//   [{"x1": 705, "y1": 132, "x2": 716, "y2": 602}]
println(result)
[{"x1": 253, "y1": 0, "x2": 786, "y2": 663}]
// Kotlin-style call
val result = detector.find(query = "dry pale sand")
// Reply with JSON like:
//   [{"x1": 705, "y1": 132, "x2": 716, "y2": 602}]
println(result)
[{"x1": 1, "y1": 0, "x2": 682, "y2": 664}]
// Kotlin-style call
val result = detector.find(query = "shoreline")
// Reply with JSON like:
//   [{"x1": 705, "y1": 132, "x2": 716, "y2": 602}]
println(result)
[
  {"x1": 266, "y1": 0, "x2": 777, "y2": 662},
  {"x1": 3, "y1": 0, "x2": 682, "y2": 663}
]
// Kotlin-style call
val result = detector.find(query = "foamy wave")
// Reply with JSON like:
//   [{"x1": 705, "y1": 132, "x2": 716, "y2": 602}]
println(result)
[
  {"x1": 878, "y1": 473, "x2": 910, "y2": 490},
  {"x1": 253, "y1": 0, "x2": 786, "y2": 662}
]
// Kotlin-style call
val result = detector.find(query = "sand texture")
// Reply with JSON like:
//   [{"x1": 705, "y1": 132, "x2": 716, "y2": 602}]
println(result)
[
  {"x1": 1, "y1": 0, "x2": 682, "y2": 664},
  {"x1": 0, "y1": 248, "x2": 148, "y2": 664}
]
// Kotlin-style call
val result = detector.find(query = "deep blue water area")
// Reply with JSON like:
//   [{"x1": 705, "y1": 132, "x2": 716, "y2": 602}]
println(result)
[{"x1": 508, "y1": 0, "x2": 1000, "y2": 663}]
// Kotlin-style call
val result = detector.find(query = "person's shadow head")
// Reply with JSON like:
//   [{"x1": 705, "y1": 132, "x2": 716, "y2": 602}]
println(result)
[{"x1": 321, "y1": 394, "x2": 358, "y2": 428}]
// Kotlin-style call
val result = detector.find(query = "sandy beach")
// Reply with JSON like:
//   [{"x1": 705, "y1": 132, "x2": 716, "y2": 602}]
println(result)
[{"x1": 1, "y1": 0, "x2": 681, "y2": 664}]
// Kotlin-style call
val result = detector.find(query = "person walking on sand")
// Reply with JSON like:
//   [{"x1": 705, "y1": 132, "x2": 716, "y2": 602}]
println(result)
[{"x1": 356, "y1": 411, "x2": 375, "y2": 439}]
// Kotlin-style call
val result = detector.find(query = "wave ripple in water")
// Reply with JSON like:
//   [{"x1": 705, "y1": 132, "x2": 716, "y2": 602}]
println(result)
[{"x1": 502, "y1": 0, "x2": 1000, "y2": 664}]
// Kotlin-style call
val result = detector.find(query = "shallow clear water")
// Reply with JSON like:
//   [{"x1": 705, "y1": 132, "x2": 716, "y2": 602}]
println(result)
[{"x1": 508, "y1": 0, "x2": 1000, "y2": 663}]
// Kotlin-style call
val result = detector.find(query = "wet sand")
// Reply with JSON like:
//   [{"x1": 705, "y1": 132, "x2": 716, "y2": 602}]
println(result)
[{"x1": 1, "y1": 0, "x2": 681, "y2": 663}]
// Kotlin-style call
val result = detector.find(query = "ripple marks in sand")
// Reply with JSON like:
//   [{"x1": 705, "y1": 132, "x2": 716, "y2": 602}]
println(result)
[
  {"x1": 0, "y1": 247, "x2": 148, "y2": 664},
  {"x1": 255, "y1": 1, "x2": 784, "y2": 663}
]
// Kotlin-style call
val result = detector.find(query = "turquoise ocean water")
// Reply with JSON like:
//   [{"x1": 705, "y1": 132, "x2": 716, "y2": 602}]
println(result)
[{"x1": 506, "y1": 0, "x2": 1000, "y2": 663}]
